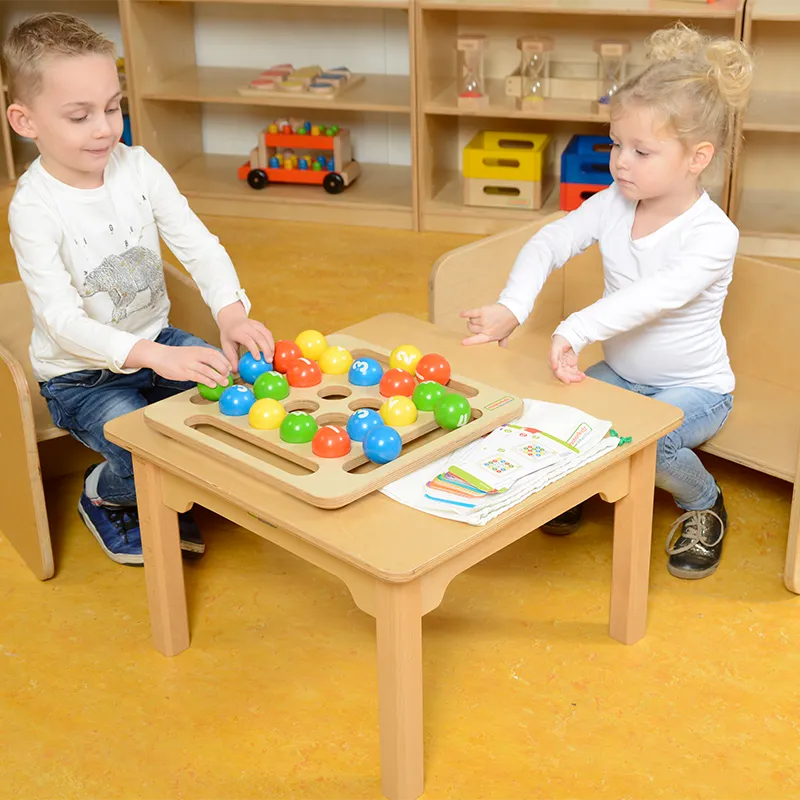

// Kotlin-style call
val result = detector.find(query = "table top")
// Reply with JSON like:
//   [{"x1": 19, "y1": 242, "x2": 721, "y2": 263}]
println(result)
[{"x1": 106, "y1": 314, "x2": 682, "y2": 581}]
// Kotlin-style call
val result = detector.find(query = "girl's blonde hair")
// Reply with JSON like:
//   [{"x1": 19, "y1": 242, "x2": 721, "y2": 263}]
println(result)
[{"x1": 611, "y1": 23, "x2": 754, "y2": 159}]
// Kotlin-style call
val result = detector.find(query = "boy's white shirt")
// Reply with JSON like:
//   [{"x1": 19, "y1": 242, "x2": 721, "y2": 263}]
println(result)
[
  {"x1": 9, "y1": 143, "x2": 250, "y2": 382},
  {"x1": 498, "y1": 182, "x2": 739, "y2": 394}
]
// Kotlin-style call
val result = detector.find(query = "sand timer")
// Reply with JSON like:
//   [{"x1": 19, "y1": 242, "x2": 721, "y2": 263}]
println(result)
[
  {"x1": 456, "y1": 34, "x2": 488, "y2": 109},
  {"x1": 593, "y1": 40, "x2": 630, "y2": 112},
  {"x1": 517, "y1": 36, "x2": 553, "y2": 108}
]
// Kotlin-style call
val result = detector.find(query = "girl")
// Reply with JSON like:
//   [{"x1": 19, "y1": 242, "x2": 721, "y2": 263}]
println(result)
[{"x1": 460, "y1": 23, "x2": 754, "y2": 580}]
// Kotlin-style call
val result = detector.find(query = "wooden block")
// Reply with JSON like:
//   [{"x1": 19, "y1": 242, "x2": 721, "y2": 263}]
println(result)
[{"x1": 463, "y1": 176, "x2": 549, "y2": 211}]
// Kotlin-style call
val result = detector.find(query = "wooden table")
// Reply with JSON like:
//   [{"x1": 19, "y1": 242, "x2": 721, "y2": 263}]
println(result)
[{"x1": 105, "y1": 313, "x2": 683, "y2": 800}]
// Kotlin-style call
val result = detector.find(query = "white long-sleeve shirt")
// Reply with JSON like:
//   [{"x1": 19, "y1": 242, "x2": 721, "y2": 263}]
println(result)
[
  {"x1": 9, "y1": 144, "x2": 251, "y2": 382},
  {"x1": 499, "y1": 182, "x2": 738, "y2": 394}
]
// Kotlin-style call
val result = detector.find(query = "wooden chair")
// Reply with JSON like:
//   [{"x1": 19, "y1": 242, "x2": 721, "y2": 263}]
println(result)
[{"x1": 0, "y1": 264, "x2": 220, "y2": 579}]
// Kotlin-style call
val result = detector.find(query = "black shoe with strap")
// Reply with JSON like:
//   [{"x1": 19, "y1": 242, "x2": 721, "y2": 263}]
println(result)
[
  {"x1": 541, "y1": 504, "x2": 584, "y2": 536},
  {"x1": 666, "y1": 487, "x2": 727, "y2": 580}
]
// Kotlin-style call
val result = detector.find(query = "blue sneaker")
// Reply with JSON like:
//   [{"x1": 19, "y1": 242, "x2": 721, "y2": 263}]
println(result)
[{"x1": 78, "y1": 492, "x2": 144, "y2": 566}]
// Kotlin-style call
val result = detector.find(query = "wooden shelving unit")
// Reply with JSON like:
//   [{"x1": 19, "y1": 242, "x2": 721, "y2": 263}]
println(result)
[{"x1": 731, "y1": 0, "x2": 800, "y2": 258}]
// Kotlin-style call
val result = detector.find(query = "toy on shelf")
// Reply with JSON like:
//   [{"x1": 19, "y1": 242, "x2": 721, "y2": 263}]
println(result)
[
  {"x1": 593, "y1": 40, "x2": 631, "y2": 114},
  {"x1": 456, "y1": 34, "x2": 488, "y2": 110},
  {"x1": 238, "y1": 63, "x2": 365, "y2": 99},
  {"x1": 560, "y1": 134, "x2": 613, "y2": 212},
  {"x1": 462, "y1": 130, "x2": 554, "y2": 211},
  {"x1": 517, "y1": 36, "x2": 553, "y2": 108},
  {"x1": 237, "y1": 118, "x2": 360, "y2": 195}
]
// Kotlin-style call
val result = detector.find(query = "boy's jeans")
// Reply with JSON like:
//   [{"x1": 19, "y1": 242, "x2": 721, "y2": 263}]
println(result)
[
  {"x1": 40, "y1": 326, "x2": 216, "y2": 507},
  {"x1": 586, "y1": 361, "x2": 733, "y2": 511}
]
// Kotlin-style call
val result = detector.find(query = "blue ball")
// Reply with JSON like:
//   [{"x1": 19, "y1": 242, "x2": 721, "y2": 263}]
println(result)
[
  {"x1": 238, "y1": 352, "x2": 273, "y2": 385},
  {"x1": 349, "y1": 357, "x2": 384, "y2": 387},
  {"x1": 346, "y1": 408, "x2": 383, "y2": 442},
  {"x1": 363, "y1": 426, "x2": 402, "y2": 465},
  {"x1": 219, "y1": 384, "x2": 256, "y2": 417}
]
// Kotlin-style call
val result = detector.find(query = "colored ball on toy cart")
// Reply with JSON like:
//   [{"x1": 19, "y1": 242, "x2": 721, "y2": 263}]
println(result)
[
  {"x1": 317, "y1": 154, "x2": 327, "y2": 164},
  {"x1": 253, "y1": 370, "x2": 290, "y2": 401},
  {"x1": 349, "y1": 357, "x2": 383, "y2": 387},
  {"x1": 219, "y1": 384, "x2": 256, "y2": 416},
  {"x1": 311, "y1": 125, "x2": 321, "y2": 136},
  {"x1": 326, "y1": 158, "x2": 336, "y2": 171},
  {"x1": 286, "y1": 357, "x2": 322, "y2": 388},
  {"x1": 380, "y1": 396, "x2": 418, "y2": 427},
  {"x1": 273, "y1": 340, "x2": 303, "y2": 373},
  {"x1": 319, "y1": 345, "x2": 353, "y2": 375},
  {"x1": 280, "y1": 411, "x2": 319, "y2": 444},
  {"x1": 363, "y1": 426, "x2": 402, "y2": 465},
  {"x1": 299, "y1": 158, "x2": 309, "y2": 169},
  {"x1": 249, "y1": 398, "x2": 286, "y2": 430},
  {"x1": 238, "y1": 351, "x2": 273, "y2": 385},
  {"x1": 379, "y1": 368, "x2": 416, "y2": 398},
  {"x1": 269, "y1": 156, "x2": 281, "y2": 168},
  {"x1": 269, "y1": 124, "x2": 279, "y2": 134},
  {"x1": 389, "y1": 344, "x2": 423, "y2": 374},
  {"x1": 346, "y1": 408, "x2": 383, "y2": 442},
  {"x1": 325, "y1": 127, "x2": 337, "y2": 136},
  {"x1": 312, "y1": 162, "x2": 323, "y2": 171},
  {"x1": 297, "y1": 128, "x2": 307, "y2": 136},
  {"x1": 415, "y1": 353, "x2": 451, "y2": 385},
  {"x1": 312, "y1": 425, "x2": 352, "y2": 458},
  {"x1": 412, "y1": 380, "x2": 447, "y2": 412},
  {"x1": 434, "y1": 392, "x2": 472, "y2": 430},
  {"x1": 197, "y1": 374, "x2": 234, "y2": 402},
  {"x1": 295, "y1": 329, "x2": 328, "y2": 361}
]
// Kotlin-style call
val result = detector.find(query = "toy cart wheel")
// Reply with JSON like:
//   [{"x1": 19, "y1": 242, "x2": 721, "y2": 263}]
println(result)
[
  {"x1": 323, "y1": 172, "x2": 345, "y2": 195},
  {"x1": 247, "y1": 169, "x2": 269, "y2": 190}
]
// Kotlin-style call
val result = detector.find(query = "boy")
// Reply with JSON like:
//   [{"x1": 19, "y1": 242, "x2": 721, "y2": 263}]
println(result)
[{"x1": 4, "y1": 13, "x2": 274, "y2": 565}]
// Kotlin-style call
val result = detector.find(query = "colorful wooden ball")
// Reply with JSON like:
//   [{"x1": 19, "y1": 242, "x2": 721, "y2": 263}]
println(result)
[
  {"x1": 295, "y1": 329, "x2": 328, "y2": 360},
  {"x1": 280, "y1": 411, "x2": 319, "y2": 444},
  {"x1": 238, "y1": 351, "x2": 273, "y2": 385},
  {"x1": 434, "y1": 392, "x2": 472, "y2": 430},
  {"x1": 349, "y1": 357, "x2": 383, "y2": 387},
  {"x1": 412, "y1": 380, "x2": 447, "y2": 412},
  {"x1": 319, "y1": 345, "x2": 353, "y2": 375},
  {"x1": 286, "y1": 357, "x2": 322, "y2": 388},
  {"x1": 197, "y1": 374, "x2": 234, "y2": 402},
  {"x1": 379, "y1": 368, "x2": 416, "y2": 398},
  {"x1": 312, "y1": 425, "x2": 352, "y2": 458},
  {"x1": 312, "y1": 162, "x2": 323, "y2": 171},
  {"x1": 311, "y1": 125, "x2": 321, "y2": 136},
  {"x1": 363, "y1": 426, "x2": 402, "y2": 465},
  {"x1": 415, "y1": 353, "x2": 451, "y2": 385},
  {"x1": 219, "y1": 384, "x2": 256, "y2": 417},
  {"x1": 390, "y1": 344, "x2": 423, "y2": 374},
  {"x1": 380, "y1": 396, "x2": 418, "y2": 427},
  {"x1": 346, "y1": 408, "x2": 383, "y2": 442},
  {"x1": 253, "y1": 371, "x2": 290, "y2": 401},
  {"x1": 273, "y1": 340, "x2": 303, "y2": 373},
  {"x1": 249, "y1": 398, "x2": 286, "y2": 430}
]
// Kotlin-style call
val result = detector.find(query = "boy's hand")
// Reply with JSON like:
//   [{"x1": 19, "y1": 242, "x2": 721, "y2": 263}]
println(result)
[
  {"x1": 549, "y1": 334, "x2": 585, "y2": 384},
  {"x1": 217, "y1": 302, "x2": 274, "y2": 373},
  {"x1": 144, "y1": 343, "x2": 232, "y2": 387},
  {"x1": 460, "y1": 303, "x2": 519, "y2": 347}
]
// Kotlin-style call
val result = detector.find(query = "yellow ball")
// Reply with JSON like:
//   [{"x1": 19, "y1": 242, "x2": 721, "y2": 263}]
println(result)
[
  {"x1": 380, "y1": 395, "x2": 418, "y2": 427},
  {"x1": 390, "y1": 344, "x2": 422, "y2": 374},
  {"x1": 319, "y1": 345, "x2": 353, "y2": 375},
  {"x1": 295, "y1": 329, "x2": 328, "y2": 361},
  {"x1": 248, "y1": 398, "x2": 286, "y2": 430}
]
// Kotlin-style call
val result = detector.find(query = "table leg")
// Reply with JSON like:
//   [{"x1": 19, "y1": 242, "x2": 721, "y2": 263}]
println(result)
[
  {"x1": 133, "y1": 455, "x2": 189, "y2": 656},
  {"x1": 375, "y1": 580, "x2": 424, "y2": 800},
  {"x1": 609, "y1": 442, "x2": 657, "y2": 645}
]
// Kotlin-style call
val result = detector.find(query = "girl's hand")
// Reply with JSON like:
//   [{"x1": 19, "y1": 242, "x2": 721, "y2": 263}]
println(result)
[
  {"x1": 459, "y1": 303, "x2": 519, "y2": 347},
  {"x1": 217, "y1": 302, "x2": 274, "y2": 373},
  {"x1": 549, "y1": 334, "x2": 586, "y2": 384}
]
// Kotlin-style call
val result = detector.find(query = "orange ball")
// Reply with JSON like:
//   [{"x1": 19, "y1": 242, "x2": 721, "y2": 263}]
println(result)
[{"x1": 286, "y1": 357, "x2": 322, "y2": 388}]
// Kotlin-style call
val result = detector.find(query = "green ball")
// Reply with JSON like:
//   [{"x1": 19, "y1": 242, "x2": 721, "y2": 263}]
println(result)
[
  {"x1": 312, "y1": 162, "x2": 323, "y2": 171},
  {"x1": 254, "y1": 370, "x2": 290, "y2": 401},
  {"x1": 434, "y1": 392, "x2": 472, "y2": 430},
  {"x1": 197, "y1": 375, "x2": 234, "y2": 402},
  {"x1": 297, "y1": 128, "x2": 307, "y2": 135},
  {"x1": 413, "y1": 380, "x2": 447, "y2": 412},
  {"x1": 325, "y1": 127, "x2": 336, "y2": 136},
  {"x1": 280, "y1": 411, "x2": 318, "y2": 444}
]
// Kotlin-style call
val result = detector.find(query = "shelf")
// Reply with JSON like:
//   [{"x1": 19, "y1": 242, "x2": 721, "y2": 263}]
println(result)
[
  {"x1": 750, "y1": 0, "x2": 800, "y2": 21},
  {"x1": 147, "y1": 0, "x2": 410, "y2": 7},
  {"x1": 736, "y1": 189, "x2": 800, "y2": 239},
  {"x1": 743, "y1": 93, "x2": 800, "y2": 133},
  {"x1": 141, "y1": 68, "x2": 410, "y2": 113}
]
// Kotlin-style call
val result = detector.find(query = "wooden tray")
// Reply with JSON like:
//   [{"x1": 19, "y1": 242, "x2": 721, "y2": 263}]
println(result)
[
  {"x1": 237, "y1": 74, "x2": 365, "y2": 100},
  {"x1": 142, "y1": 334, "x2": 523, "y2": 509}
]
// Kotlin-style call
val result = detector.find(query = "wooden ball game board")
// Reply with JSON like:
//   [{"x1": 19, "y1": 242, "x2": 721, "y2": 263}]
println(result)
[
  {"x1": 142, "y1": 334, "x2": 523, "y2": 509},
  {"x1": 238, "y1": 64, "x2": 365, "y2": 100}
]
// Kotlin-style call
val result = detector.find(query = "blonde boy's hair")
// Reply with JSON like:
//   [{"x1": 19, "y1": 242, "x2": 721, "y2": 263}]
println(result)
[{"x1": 2, "y1": 12, "x2": 116, "y2": 104}]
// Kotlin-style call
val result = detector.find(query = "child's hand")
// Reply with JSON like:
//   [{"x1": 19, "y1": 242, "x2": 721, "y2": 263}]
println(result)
[
  {"x1": 549, "y1": 334, "x2": 585, "y2": 385},
  {"x1": 460, "y1": 303, "x2": 519, "y2": 347},
  {"x1": 217, "y1": 302, "x2": 274, "y2": 372},
  {"x1": 151, "y1": 344, "x2": 233, "y2": 387}
]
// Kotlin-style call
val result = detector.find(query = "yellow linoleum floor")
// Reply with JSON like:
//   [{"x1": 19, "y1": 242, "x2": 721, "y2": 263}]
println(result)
[{"x1": 1, "y1": 193, "x2": 799, "y2": 800}]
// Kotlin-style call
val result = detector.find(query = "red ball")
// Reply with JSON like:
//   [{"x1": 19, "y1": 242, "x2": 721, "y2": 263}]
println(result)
[
  {"x1": 286, "y1": 357, "x2": 322, "y2": 388},
  {"x1": 415, "y1": 353, "x2": 451, "y2": 385},
  {"x1": 282, "y1": 124, "x2": 292, "y2": 135},
  {"x1": 273, "y1": 340, "x2": 303, "y2": 373},
  {"x1": 312, "y1": 425, "x2": 352, "y2": 458},
  {"x1": 379, "y1": 368, "x2": 417, "y2": 398}
]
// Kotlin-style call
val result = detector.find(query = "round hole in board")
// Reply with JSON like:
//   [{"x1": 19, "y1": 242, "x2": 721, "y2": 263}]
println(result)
[
  {"x1": 285, "y1": 399, "x2": 320, "y2": 414},
  {"x1": 348, "y1": 397, "x2": 382, "y2": 412},
  {"x1": 317, "y1": 385, "x2": 352, "y2": 401},
  {"x1": 189, "y1": 394, "x2": 213, "y2": 406},
  {"x1": 316, "y1": 413, "x2": 350, "y2": 428}
]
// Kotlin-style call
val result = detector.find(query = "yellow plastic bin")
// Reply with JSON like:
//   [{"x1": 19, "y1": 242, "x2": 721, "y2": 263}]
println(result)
[{"x1": 462, "y1": 131, "x2": 551, "y2": 182}]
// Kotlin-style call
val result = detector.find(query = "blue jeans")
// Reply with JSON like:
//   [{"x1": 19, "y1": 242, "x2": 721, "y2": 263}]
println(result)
[
  {"x1": 586, "y1": 362, "x2": 733, "y2": 511},
  {"x1": 40, "y1": 326, "x2": 216, "y2": 507}
]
